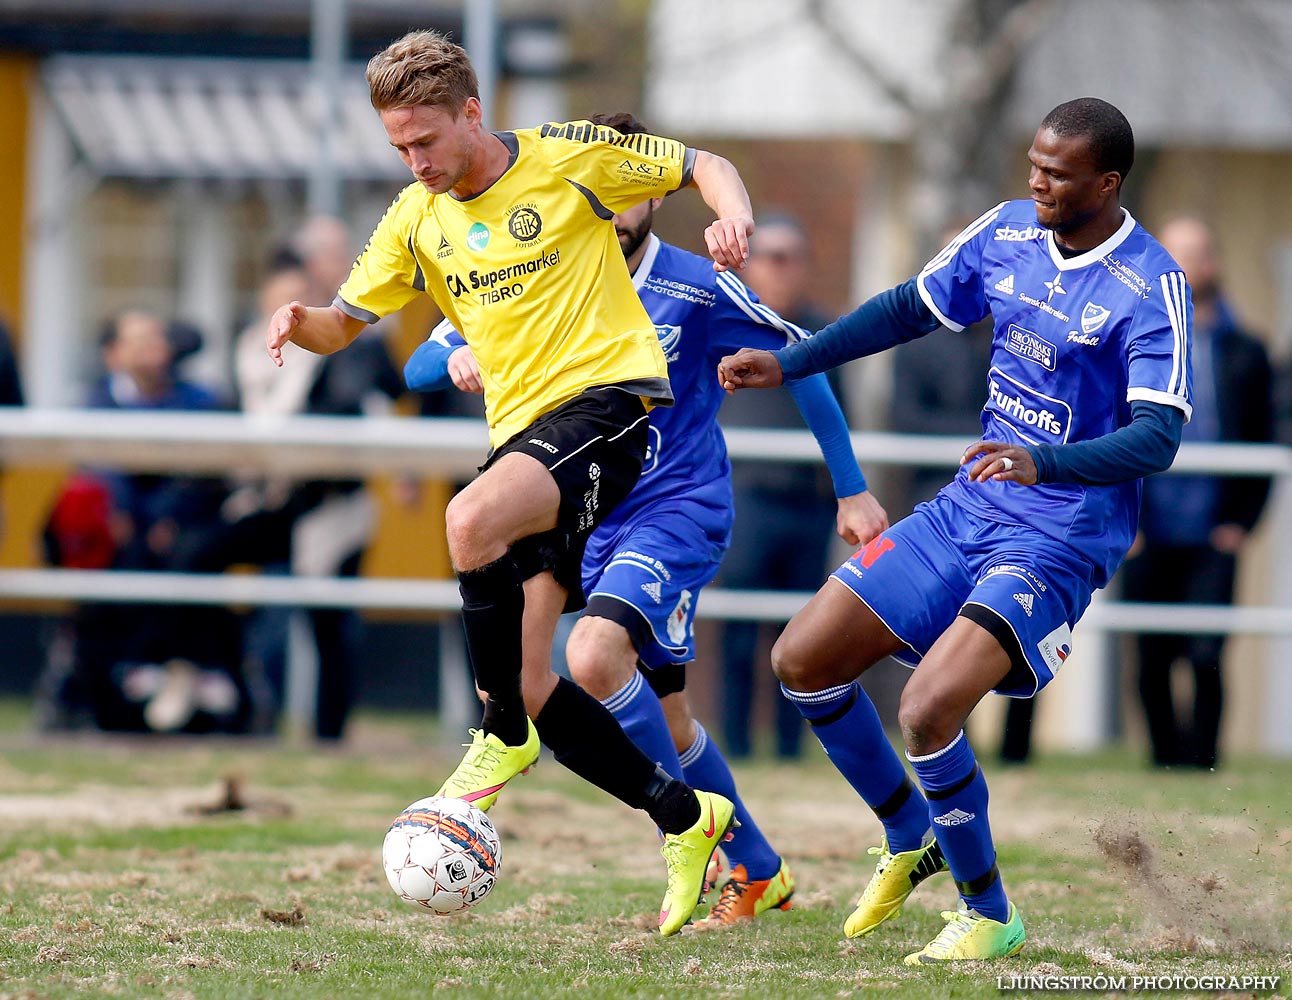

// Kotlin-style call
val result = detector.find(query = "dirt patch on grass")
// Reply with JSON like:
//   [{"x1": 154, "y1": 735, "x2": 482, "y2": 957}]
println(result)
[{"x1": 1089, "y1": 819, "x2": 1281, "y2": 953}]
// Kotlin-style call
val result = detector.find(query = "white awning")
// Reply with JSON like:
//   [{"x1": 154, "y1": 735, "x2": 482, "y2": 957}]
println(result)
[{"x1": 41, "y1": 53, "x2": 410, "y2": 181}]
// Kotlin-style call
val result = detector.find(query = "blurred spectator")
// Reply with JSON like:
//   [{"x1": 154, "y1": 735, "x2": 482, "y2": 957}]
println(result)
[
  {"x1": 179, "y1": 221, "x2": 405, "y2": 740},
  {"x1": 890, "y1": 319, "x2": 993, "y2": 513},
  {"x1": 1121, "y1": 215, "x2": 1275, "y2": 770},
  {"x1": 715, "y1": 213, "x2": 839, "y2": 759},
  {"x1": 40, "y1": 308, "x2": 242, "y2": 733},
  {"x1": 0, "y1": 317, "x2": 24, "y2": 540},
  {"x1": 0, "y1": 316, "x2": 22, "y2": 409}
]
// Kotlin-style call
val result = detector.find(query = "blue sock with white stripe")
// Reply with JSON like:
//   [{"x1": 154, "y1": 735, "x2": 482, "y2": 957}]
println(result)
[
  {"x1": 782, "y1": 681, "x2": 929, "y2": 853},
  {"x1": 600, "y1": 671, "x2": 684, "y2": 781},
  {"x1": 908, "y1": 731, "x2": 1009, "y2": 922},
  {"x1": 679, "y1": 723, "x2": 780, "y2": 881}
]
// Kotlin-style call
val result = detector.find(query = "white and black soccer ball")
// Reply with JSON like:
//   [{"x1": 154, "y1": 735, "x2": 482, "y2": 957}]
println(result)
[{"x1": 382, "y1": 795, "x2": 502, "y2": 914}]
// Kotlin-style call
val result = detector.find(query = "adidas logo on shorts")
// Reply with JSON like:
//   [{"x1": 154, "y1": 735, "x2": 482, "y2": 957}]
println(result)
[
  {"x1": 1013, "y1": 592, "x2": 1034, "y2": 616},
  {"x1": 640, "y1": 581, "x2": 662, "y2": 604}
]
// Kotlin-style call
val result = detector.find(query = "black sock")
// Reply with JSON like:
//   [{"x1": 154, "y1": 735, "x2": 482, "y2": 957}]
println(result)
[
  {"x1": 457, "y1": 554, "x2": 527, "y2": 746},
  {"x1": 534, "y1": 677, "x2": 700, "y2": 833}
]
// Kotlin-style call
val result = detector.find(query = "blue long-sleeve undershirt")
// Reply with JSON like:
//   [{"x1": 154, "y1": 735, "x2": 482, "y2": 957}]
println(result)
[
  {"x1": 405, "y1": 329, "x2": 867, "y2": 496},
  {"x1": 775, "y1": 277, "x2": 1184, "y2": 486},
  {"x1": 785, "y1": 374, "x2": 866, "y2": 497},
  {"x1": 404, "y1": 328, "x2": 464, "y2": 393}
]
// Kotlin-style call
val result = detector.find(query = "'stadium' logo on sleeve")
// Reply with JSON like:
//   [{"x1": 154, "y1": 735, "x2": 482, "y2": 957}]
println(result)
[{"x1": 994, "y1": 224, "x2": 1045, "y2": 241}]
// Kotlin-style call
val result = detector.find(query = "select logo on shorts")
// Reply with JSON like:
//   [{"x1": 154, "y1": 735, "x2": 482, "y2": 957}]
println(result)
[
  {"x1": 528, "y1": 438, "x2": 559, "y2": 454},
  {"x1": 1003, "y1": 324, "x2": 1056, "y2": 371},
  {"x1": 986, "y1": 367, "x2": 1071, "y2": 445},
  {"x1": 466, "y1": 223, "x2": 491, "y2": 251},
  {"x1": 1036, "y1": 621, "x2": 1073, "y2": 675}
]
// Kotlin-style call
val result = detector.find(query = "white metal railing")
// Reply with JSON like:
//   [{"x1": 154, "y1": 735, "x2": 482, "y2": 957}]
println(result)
[
  {"x1": 1, "y1": 408, "x2": 1289, "y2": 639},
  {"x1": 2, "y1": 408, "x2": 1289, "y2": 752},
  {"x1": 0, "y1": 568, "x2": 1290, "y2": 637}
]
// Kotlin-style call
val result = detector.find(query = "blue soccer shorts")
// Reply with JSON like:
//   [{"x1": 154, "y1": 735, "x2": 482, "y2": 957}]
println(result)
[
  {"x1": 829, "y1": 491, "x2": 1097, "y2": 697},
  {"x1": 580, "y1": 505, "x2": 727, "y2": 670}
]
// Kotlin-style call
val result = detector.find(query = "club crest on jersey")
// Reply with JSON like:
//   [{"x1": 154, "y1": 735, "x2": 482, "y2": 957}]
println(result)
[
  {"x1": 508, "y1": 205, "x2": 543, "y2": 245},
  {"x1": 654, "y1": 323, "x2": 682, "y2": 362},
  {"x1": 1081, "y1": 302, "x2": 1111, "y2": 334}
]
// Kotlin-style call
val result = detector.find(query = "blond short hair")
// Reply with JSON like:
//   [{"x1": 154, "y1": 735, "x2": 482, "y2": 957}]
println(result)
[{"x1": 366, "y1": 30, "x2": 479, "y2": 114}]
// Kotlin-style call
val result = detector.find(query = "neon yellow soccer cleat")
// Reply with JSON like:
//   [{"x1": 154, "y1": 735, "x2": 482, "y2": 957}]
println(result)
[
  {"x1": 658, "y1": 790, "x2": 736, "y2": 936},
  {"x1": 903, "y1": 901, "x2": 1026, "y2": 964},
  {"x1": 693, "y1": 858, "x2": 795, "y2": 928},
  {"x1": 844, "y1": 837, "x2": 948, "y2": 938},
  {"x1": 435, "y1": 719, "x2": 540, "y2": 812}
]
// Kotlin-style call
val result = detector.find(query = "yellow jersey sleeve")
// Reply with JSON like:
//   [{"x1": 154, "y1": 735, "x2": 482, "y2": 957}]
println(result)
[
  {"x1": 335, "y1": 184, "x2": 427, "y2": 323},
  {"x1": 530, "y1": 121, "x2": 695, "y2": 216}
]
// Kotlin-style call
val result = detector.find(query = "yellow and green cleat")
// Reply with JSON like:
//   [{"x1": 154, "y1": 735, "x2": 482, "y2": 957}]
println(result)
[
  {"x1": 844, "y1": 837, "x2": 948, "y2": 938},
  {"x1": 658, "y1": 790, "x2": 736, "y2": 936},
  {"x1": 693, "y1": 857, "x2": 795, "y2": 928},
  {"x1": 903, "y1": 901, "x2": 1026, "y2": 964},
  {"x1": 435, "y1": 719, "x2": 540, "y2": 812}
]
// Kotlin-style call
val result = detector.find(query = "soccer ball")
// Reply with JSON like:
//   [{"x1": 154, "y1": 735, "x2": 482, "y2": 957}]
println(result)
[{"x1": 382, "y1": 795, "x2": 502, "y2": 914}]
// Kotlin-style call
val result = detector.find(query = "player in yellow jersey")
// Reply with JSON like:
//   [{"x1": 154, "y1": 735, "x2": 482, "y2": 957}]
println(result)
[{"x1": 265, "y1": 29, "x2": 751, "y2": 935}]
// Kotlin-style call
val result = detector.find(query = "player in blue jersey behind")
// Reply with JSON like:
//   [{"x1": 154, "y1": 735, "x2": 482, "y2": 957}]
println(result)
[
  {"x1": 407, "y1": 111, "x2": 889, "y2": 930},
  {"x1": 718, "y1": 98, "x2": 1192, "y2": 963}
]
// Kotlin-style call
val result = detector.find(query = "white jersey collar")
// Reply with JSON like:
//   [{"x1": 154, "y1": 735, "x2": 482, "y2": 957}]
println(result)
[
  {"x1": 631, "y1": 232, "x2": 662, "y2": 290},
  {"x1": 1046, "y1": 208, "x2": 1136, "y2": 271}
]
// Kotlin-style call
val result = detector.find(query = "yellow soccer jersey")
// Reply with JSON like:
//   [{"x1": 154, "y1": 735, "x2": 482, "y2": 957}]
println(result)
[{"x1": 336, "y1": 120, "x2": 694, "y2": 448}]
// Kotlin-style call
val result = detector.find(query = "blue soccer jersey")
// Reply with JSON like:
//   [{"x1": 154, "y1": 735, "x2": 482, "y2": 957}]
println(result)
[
  {"x1": 596, "y1": 233, "x2": 861, "y2": 540},
  {"x1": 917, "y1": 199, "x2": 1193, "y2": 585}
]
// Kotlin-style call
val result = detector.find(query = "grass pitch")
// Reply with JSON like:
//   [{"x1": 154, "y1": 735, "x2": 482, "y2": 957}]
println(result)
[{"x1": 1, "y1": 698, "x2": 1289, "y2": 1000}]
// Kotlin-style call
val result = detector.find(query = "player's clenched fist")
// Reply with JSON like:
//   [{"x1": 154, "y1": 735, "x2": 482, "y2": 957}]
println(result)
[
  {"x1": 716, "y1": 347, "x2": 784, "y2": 393},
  {"x1": 265, "y1": 301, "x2": 307, "y2": 367},
  {"x1": 705, "y1": 216, "x2": 755, "y2": 273}
]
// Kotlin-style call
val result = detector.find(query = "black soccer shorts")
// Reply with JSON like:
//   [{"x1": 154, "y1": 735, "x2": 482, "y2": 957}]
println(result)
[{"x1": 482, "y1": 385, "x2": 650, "y2": 611}]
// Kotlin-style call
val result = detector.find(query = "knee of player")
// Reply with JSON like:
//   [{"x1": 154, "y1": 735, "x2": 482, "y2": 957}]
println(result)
[
  {"x1": 564, "y1": 633, "x2": 620, "y2": 700},
  {"x1": 897, "y1": 691, "x2": 956, "y2": 756},
  {"x1": 444, "y1": 494, "x2": 490, "y2": 564},
  {"x1": 770, "y1": 631, "x2": 814, "y2": 689}
]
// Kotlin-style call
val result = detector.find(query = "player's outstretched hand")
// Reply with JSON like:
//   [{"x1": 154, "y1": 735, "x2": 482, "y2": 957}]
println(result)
[
  {"x1": 716, "y1": 348, "x2": 783, "y2": 393},
  {"x1": 705, "y1": 215, "x2": 755, "y2": 273},
  {"x1": 447, "y1": 345, "x2": 484, "y2": 394},
  {"x1": 265, "y1": 301, "x2": 307, "y2": 367},
  {"x1": 961, "y1": 440, "x2": 1038, "y2": 485},
  {"x1": 836, "y1": 490, "x2": 889, "y2": 546}
]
